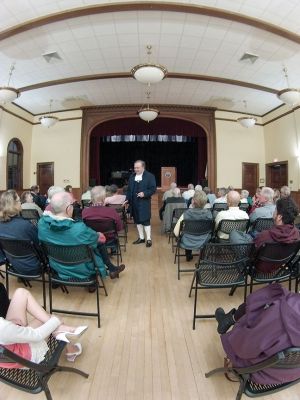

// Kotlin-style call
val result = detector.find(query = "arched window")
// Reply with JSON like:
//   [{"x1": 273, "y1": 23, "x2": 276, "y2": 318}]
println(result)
[{"x1": 7, "y1": 138, "x2": 23, "y2": 189}]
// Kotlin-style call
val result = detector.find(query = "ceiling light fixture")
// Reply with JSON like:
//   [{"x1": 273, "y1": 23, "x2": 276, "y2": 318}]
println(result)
[
  {"x1": 138, "y1": 91, "x2": 159, "y2": 122},
  {"x1": 277, "y1": 66, "x2": 300, "y2": 106},
  {"x1": 39, "y1": 99, "x2": 59, "y2": 128},
  {"x1": 237, "y1": 100, "x2": 257, "y2": 128},
  {"x1": 0, "y1": 64, "x2": 20, "y2": 104},
  {"x1": 131, "y1": 45, "x2": 167, "y2": 84}
]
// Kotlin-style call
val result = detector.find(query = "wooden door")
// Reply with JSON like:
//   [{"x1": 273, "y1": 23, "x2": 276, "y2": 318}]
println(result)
[
  {"x1": 242, "y1": 162, "x2": 258, "y2": 196},
  {"x1": 37, "y1": 162, "x2": 54, "y2": 196},
  {"x1": 266, "y1": 161, "x2": 288, "y2": 188}
]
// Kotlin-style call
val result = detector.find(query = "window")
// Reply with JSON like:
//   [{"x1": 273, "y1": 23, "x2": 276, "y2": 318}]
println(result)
[{"x1": 7, "y1": 138, "x2": 23, "y2": 189}]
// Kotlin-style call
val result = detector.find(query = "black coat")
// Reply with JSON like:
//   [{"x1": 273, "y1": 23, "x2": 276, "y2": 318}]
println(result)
[{"x1": 126, "y1": 170, "x2": 156, "y2": 223}]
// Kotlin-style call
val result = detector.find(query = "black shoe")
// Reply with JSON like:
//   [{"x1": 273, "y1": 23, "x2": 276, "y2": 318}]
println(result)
[
  {"x1": 146, "y1": 240, "x2": 152, "y2": 247},
  {"x1": 186, "y1": 254, "x2": 193, "y2": 262},
  {"x1": 132, "y1": 238, "x2": 145, "y2": 244},
  {"x1": 109, "y1": 264, "x2": 125, "y2": 279},
  {"x1": 215, "y1": 308, "x2": 236, "y2": 334}
]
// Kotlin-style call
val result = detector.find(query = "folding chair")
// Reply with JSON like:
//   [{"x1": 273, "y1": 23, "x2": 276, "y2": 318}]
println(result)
[
  {"x1": 192, "y1": 242, "x2": 253, "y2": 329},
  {"x1": 107, "y1": 204, "x2": 128, "y2": 252},
  {"x1": 0, "y1": 335, "x2": 88, "y2": 400},
  {"x1": 239, "y1": 202, "x2": 249, "y2": 212},
  {"x1": 214, "y1": 219, "x2": 250, "y2": 243},
  {"x1": 212, "y1": 203, "x2": 228, "y2": 219},
  {"x1": 249, "y1": 217, "x2": 274, "y2": 233},
  {"x1": 0, "y1": 237, "x2": 47, "y2": 309},
  {"x1": 41, "y1": 242, "x2": 106, "y2": 328},
  {"x1": 168, "y1": 207, "x2": 186, "y2": 252},
  {"x1": 84, "y1": 218, "x2": 122, "y2": 264},
  {"x1": 205, "y1": 347, "x2": 300, "y2": 400},
  {"x1": 174, "y1": 219, "x2": 214, "y2": 280},
  {"x1": 81, "y1": 199, "x2": 91, "y2": 208},
  {"x1": 249, "y1": 241, "x2": 300, "y2": 293},
  {"x1": 21, "y1": 209, "x2": 40, "y2": 226}
]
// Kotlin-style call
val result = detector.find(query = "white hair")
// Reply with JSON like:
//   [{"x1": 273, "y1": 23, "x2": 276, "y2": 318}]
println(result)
[
  {"x1": 170, "y1": 182, "x2": 177, "y2": 189},
  {"x1": 261, "y1": 187, "x2": 274, "y2": 202},
  {"x1": 51, "y1": 192, "x2": 72, "y2": 214},
  {"x1": 172, "y1": 188, "x2": 181, "y2": 197},
  {"x1": 47, "y1": 186, "x2": 64, "y2": 200},
  {"x1": 187, "y1": 183, "x2": 194, "y2": 190},
  {"x1": 241, "y1": 190, "x2": 249, "y2": 199},
  {"x1": 91, "y1": 186, "x2": 106, "y2": 203},
  {"x1": 195, "y1": 185, "x2": 202, "y2": 191}
]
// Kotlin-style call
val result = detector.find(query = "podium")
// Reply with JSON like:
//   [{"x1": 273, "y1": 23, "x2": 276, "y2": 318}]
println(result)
[{"x1": 161, "y1": 167, "x2": 177, "y2": 189}]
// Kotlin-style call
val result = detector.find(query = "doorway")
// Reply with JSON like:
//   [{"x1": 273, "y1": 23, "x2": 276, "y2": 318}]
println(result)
[
  {"x1": 242, "y1": 162, "x2": 259, "y2": 196},
  {"x1": 37, "y1": 162, "x2": 54, "y2": 196},
  {"x1": 266, "y1": 161, "x2": 288, "y2": 189}
]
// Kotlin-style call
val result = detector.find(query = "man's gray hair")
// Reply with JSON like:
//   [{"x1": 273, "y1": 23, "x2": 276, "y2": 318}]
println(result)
[
  {"x1": 47, "y1": 186, "x2": 64, "y2": 200},
  {"x1": 280, "y1": 185, "x2": 291, "y2": 198},
  {"x1": 91, "y1": 186, "x2": 106, "y2": 203},
  {"x1": 218, "y1": 187, "x2": 227, "y2": 197},
  {"x1": 195, "y1": 184, "x2": 202, "y2": 191},
  {"x1": 187, "y1": 183, "x2": 194, "y2": 190},
  {"x1": 171, "y1": 188, "x2": 181, "y2": 197},
  {"x1": 261, "y1": 187, "x2": 274, "y2": 202},
  {"x1": 241, "y1": 189, "x2": 249, "y2": 198},
  {"x1": 135, "y1": 160, "x2": 145, "y2": 168},
  {"x1": 51, "y1": 192, "x2": 72, "y2": 214},
  {"x1": 170, "y1": 182, "x2": 177, "y2": 189}
]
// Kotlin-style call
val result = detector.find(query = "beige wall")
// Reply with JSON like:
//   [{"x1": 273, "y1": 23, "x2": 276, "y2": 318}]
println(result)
[
  {"x1": 215, "y1": 111, "x2": 265, "y2": 189},
  {"x1": 263, "y1": 107, "x2": 300, "y2": 191},
  {"x1": 31, "y1": 110, "x2": 82, "y2": 190},
  {"x1": 0, "y1": 104, "x2": 33, "y2": 190}
]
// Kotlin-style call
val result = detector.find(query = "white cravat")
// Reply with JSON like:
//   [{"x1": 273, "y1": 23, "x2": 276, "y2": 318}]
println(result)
[{"x1": 135, "y1": 173, "x2": 143, "y2": 182}]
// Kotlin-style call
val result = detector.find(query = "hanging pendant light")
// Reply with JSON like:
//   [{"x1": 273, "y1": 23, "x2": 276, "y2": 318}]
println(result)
[
  {"x1": 237, "y1": 100, "x2": 256, "y2": 128},
  {"x1": 131, "y1": 45, "x2": 167, "y2": 84},
  {"x1": 0, "y1": 64, "x2": 20, "y2": 104},
  {"x1": 277, "y1": 66, "x2": 300, "y2": 106},
  {"x1": 39, "y1": 99, "x2": 59, "y2": 128},
  {"x1": 138, "y1": 91, "x2": 159, "y2": 122}
]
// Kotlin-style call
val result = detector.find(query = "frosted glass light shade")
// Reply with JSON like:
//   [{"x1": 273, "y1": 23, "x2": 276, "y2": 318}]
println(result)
[
  {"x1": 277, "y1": 89, "x2": 300, "y2": 106},
  {"x1": 138, "y1": 108, "x2": 159, "y2": 122},
  {"x1": 0, "y1": 87, "x2": 20, "y2": 104},
  {"x1": 131, "y1": 64, "x2": 167, "y2": 84},
  {"x1": 39, "y1": 115, "x2": 59, "y2": 128},
  {"x1": 237, "y1": 116, "x2": 257, "y2": 128}
]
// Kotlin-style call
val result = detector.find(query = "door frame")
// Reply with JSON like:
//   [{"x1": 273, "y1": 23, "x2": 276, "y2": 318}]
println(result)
[
  {"x1": 36, "y1": 162, "x2": 54, "y2": 189},
  {"x1": 242, "y1": 162, "x2": 259, "y2": 193},
  {"x1": 265, "y1": 160, "x2": 288, "y2": 187}
]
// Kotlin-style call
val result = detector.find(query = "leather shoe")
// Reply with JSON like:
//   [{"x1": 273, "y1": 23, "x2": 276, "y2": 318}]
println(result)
[
  {"x1": 109, "y1": 264, "x2": 126, "y2": 279},
  {"x1": 146, "y1": 240, "x2": 152, "y2": 247},
  {"x1": 132, "y1": 238, "x2": 145, "y2": 244}
]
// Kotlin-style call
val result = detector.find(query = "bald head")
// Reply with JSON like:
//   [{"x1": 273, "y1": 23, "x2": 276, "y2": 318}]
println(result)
[
  {"x1": 227, "y1": 190, "x2": 241, "y2": 207},
  {"x1": 51, "y1": 192, "x2": 73, "y2": 215}
]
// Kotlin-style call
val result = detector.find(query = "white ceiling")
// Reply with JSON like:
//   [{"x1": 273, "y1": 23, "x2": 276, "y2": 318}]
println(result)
[{"x1": 0, "y1": 0, "x2": 300, "y2": 115}]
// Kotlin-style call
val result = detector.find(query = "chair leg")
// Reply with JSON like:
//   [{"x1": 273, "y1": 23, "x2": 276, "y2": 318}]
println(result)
[
  {"x1": 177, "y1": 247, "x2": 181, "y2": 280},
  {"x1": 43, "y1": 384, "x2": 53, "y2": 400},
  {"x1": 193, "y1": 274, "x2": 198, "y2": 330},
  {"x1": 99, "y1": 275, "x2": 108, "y2": 296},
  {"x1": 96, "y1": 283, "x2": 100, "y2": 328},
  {"x1": 49, "y1": 275, "x2": 53, "y2": 314},
  {"x1": 249, "y1": 276, "x2": 254, "y2": 294},
  {"x1": 42, "y1": 273, "x2": 47, "y2": 310},
  {"x1": 189, "y1": 272, "x2": 196, "y2": 297}
]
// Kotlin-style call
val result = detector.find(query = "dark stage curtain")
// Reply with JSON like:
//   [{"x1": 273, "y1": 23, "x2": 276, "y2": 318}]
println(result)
[{"x1": 89, "y1": 117, "x2": 207, "y2": 187}]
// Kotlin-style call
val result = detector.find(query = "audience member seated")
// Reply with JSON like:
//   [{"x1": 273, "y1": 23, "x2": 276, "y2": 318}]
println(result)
[
  {"x1": 203, "y1": 187, "x2": 216, "y2": 206},
  {"x1": 187, "y1": 185, "x2": 202, "y2": 208},
  {"x1": 64, "y1": 185, "x2": 82, "y2": 220},
  {"x1": 273, "y1": 188, "x2": 280, "y2": 203},
  {"x1": 38, "y1": 192, "x2": 125, "y2": 281},
  {"x1": 249, "y1": 187, "x2": 262, "y2": 213},
  {"x1": 162, "y1": 182, "x2": 177, "y2": 202},
  {"x1": 83, "y1": 186, "x2": 123, "y2": 242},
  {"x1": 215, "y1": 283, "x2": 300, "y2": 385},
  {"x1": 249, "y1": 187, "x2": 275, "y2": 223},
  {"x1": 20, "y1": 191, "x2": 43, "y2": 217},
  {"x1": 215, "y1": 191, "x2": 249, "y2": 240},
  {"x1": 0, "y1": 190, "x2": 41, "y2": 275},
  {"x1": 213, "y1": 187, "x2": 227, "y2": 204},
  {"x1": 0, "y1": 284, "x2": 87, "y2": 366},
  {"x1": 173, "y1": 191, "x2": 213, "y2": 261},
  {"x1": 81, "y1": 186, "x2": 91, "y2": 202},
  {"x1": 30, "y1": 185, "x2": 46, "y2": 210},
  {"x1": 230, "y1": 197, "x2": 300, "y2": 272},
  {"x1": 44, "y1": 186, "x2": 64, "y2": 213},
  {"x1": 161, "y1": 188, "x2": 186, "y2": 231},
  {"x1": 182, "y1": 184, "x2": 195, "y2": 204},
  {"x1": 240, "y1": 190, "x2": 249, "y2": 204},
  {"x1": 104, "y1": 184, "x2": 126, "y2": 206},
  {"x1": 280, "y1": 185, "x2": 291, "y2": 199}
]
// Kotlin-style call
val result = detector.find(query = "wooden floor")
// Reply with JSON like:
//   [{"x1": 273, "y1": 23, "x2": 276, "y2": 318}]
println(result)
[{"x1": 1, "y1": 215, "x2": 299, "y2": 400}]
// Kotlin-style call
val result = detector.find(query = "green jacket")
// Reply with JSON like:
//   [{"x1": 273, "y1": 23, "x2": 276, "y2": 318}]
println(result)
[{"x1": 38, "y1": 215, "x2": 107, "y2": 279}]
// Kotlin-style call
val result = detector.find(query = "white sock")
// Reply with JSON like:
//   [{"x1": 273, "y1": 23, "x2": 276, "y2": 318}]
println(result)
[
  {"x1": 137, "y1": 224, "x2": 144, "y2": 239},
  {"x1": 144, "y1": 225, "x2": 151, "y2": 241}
]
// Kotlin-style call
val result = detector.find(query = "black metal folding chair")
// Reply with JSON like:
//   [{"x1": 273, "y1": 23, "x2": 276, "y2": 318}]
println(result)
[
  {"x1": 107, "y1": 204, "x2": 128, "y2": 252},
  {"x1": 21, "y1": 209, "x2": 40, "y2": 226},
  {"x1": 249, "y1": 241, "x2": 300, "y2": 293},
  {"x1": 84, "y1": 218, "x2": 122, "y2": 264},
  {"x1": 81, "y1": 199, "x2": 91, "y2": 208},
  {"x1": 174, "y1": 219, "x2": 214, "y2": 280},
  {"x1": 0, "y1": 237, "x2": 47, "y2": 309},
  {"x1": 205, "y1": 347, "x2": 300, "y2": 400},
  {"x1": 168, "y1": 207, "x2": 187, "y2": 252},
  {"x1": 214, "y1": 219, "x2": 250, "y2": 242},
  {"x1": 0, "y1": 335, "x2": 88, "y2": 400},
  {"x1": 41, "y1": 242, "x2": 106, "y2": 328},
  {"x1": 239, "y1": 202, "x2": 249, "y2": 212},
  {"x1": 249, "y1": 217, "x2": 274, "y2": 233},
  {"x1": 212, "y1": 202, "x2": 228, "y2": 218},
  {"x1": 192, "y1": 242, "x2": 254, "y2": 329}
]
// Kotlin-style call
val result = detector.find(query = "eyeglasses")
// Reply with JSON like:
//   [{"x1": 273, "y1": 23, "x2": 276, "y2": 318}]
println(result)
[{"x1": 66, "y1": 202, "x2": 74, "y2": 212}]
